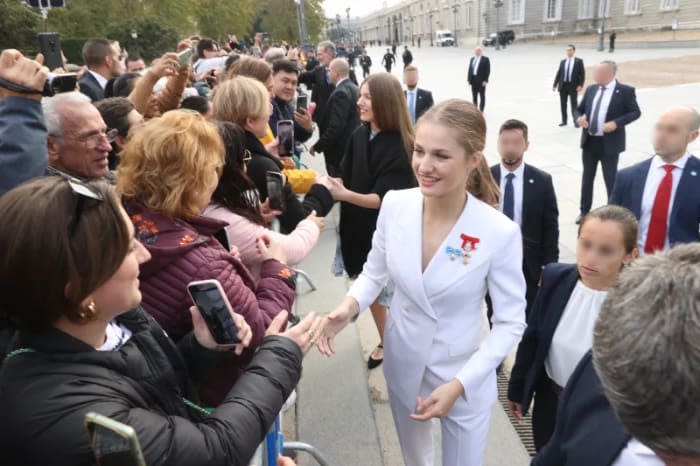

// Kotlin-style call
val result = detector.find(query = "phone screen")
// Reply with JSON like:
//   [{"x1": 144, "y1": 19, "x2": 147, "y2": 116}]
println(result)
[
  {"x1": 266, "y1": 172, "x2": 285, "y2": 212},
  {"x1": 277, "y1": 120, "x2": 294, "y2": 156},
  {"x1": 178, "y1": 48, "x2": 194, "y2": 70},
  {"x1": 296, "y1": 95, "x2": 308, "y2": 112},
  {"x1": 37, "y1": 33, "x2": 63, "y2": 71},
  {"x1": 188, "y1": 282, "x2": 240, "y2": 345},
  {"x1": 86, "y1": 422, "x2": 144, "y2": 466}
]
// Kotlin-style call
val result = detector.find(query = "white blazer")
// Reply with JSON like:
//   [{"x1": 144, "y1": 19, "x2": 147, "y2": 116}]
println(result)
[{"x1": 348, "y1": 188, "x2": 527, "y2": 412}]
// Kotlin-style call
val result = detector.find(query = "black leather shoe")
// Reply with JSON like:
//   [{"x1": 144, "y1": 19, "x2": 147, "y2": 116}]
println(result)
[
  {"x1": 368, "y1": 344, "x2": 383, "y2": 370},
  {"x1": 575, "y1": 214, "x2": 584, "y2": 225},
  {"x1": 558, "y1": 122, "x2": 567, "y2": 127},
  {"x1": 574, "y1": 122, "x2": 580, "y2": 128}
]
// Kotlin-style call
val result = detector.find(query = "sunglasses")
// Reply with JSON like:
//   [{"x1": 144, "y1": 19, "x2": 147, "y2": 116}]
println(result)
[{"x1": 64, "y1": 177, "x2": 105, "y2": 236}]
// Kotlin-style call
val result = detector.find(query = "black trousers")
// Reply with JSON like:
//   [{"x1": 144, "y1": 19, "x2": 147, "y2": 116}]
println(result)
[
  {"x1": 580, "y1": 136, "x2": 619, "y2": 215},
  {"x1": 559, "y1": 84, "x2": 578, "y2": 124},
  {"x1": 384, "y1": 65, "x2": 392, "y2": 72},
  {"x1": 471, "y1": 83, "x2": 486, "y2": 111},
  {"x1": 362, "y1": 66, "x2": 370, "y2": 78},
  {"x1": 532, "y1": 376, "x2": 561, "y2": 451}
]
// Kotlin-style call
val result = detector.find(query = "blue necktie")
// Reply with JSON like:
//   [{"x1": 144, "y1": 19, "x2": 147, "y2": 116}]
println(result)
[
  {"x1": 503, "y1": 173, "x2": 515, "y2": 220},
  {"x1": 588, "y1": 86, "x2": 607, "y2": 136},
  {"x1": 408, "y1": 91, "x2": 416, "y2": 125}
]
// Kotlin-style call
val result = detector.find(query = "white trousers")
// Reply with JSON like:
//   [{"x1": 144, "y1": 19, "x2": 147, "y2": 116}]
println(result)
[{"x1": 388, "y1": 369, "x2": 492, "y2": 466}]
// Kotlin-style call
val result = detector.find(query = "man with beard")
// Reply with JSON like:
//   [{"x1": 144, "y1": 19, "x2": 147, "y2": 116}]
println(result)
[
  {"x1": 78, "y1": 39, "x2": 124, "y2": 102},
  {"x1": 491, "y1": 119, "x2": 560, "y2": 318}
]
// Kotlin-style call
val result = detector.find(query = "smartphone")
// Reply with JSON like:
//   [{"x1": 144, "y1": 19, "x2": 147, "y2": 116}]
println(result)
[
  {"x1": 84, "y1": 412, "x2": 146, "y2": 466},
  {"x1": 266, "y1": 171, "x2": 285, "y2": 212},
  {"x1": 187, "y1": 279, "x2": 241, "y2": 345},
  {"x1": 37, "y1": 32, "x2": 63, "y2": 71},
  {"x1": 296, "y1": 94, "x2": 308, "y2": 112},
  {"x1": 177, "y1": 48, "x2": 194, "y2": 70},
  {"x1": 49, "y1": 72, "x2": 77, "y2": 94},
  {"x1": 277, "y1": 120, "x2": 294, "y2": 157}
]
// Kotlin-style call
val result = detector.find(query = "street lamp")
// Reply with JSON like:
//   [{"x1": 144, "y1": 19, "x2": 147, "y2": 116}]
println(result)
[
  {"x1": 597, "y1": 0, "x2": 608, "y2": 52},
  {"x1": 346, "y1": 7, "x2": 351, "y2": 43},
  {"x1": 429, "y1": 10, "x2": 434, "y2": 46},
  {"x1": 452, "y1": 4, "x2": 459, "y2": 47},
  {"x1": 294, "y1": 0, "x2": 308, "y2": 46},
  {"x1": 494, "y1": 0, "x2": 504, "y2": 51}
]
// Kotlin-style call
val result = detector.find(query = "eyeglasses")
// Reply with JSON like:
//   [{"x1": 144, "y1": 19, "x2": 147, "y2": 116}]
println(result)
[
  {"x1": 242, "y1": 149, "x2": 252, "y2": 164},
  {"x1": 77, "y1": 128, "x2": 119, "y2": 147},
  {"x1": 64, "y1": 176, "x2": 105, "y2": 236}
]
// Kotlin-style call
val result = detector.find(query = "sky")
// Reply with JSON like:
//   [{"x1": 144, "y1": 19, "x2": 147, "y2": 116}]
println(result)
[{"x1": 322, "y1": 0, "x2": 400, "y2": 19}]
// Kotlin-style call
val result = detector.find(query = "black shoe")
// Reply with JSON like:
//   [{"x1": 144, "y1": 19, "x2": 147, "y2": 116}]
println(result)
[
  {"x1": 574, "y1": 122, "x2": 580, "y2": 128},
  {"x1": 575, "y1": 214, "x2": 585, "y2": 225},
  {"x1": 558, "y1": 122, "x2": 567, "y2": 127},
  {"x1": 368, "y1": 344, "x2": 383, "y2": 370}
]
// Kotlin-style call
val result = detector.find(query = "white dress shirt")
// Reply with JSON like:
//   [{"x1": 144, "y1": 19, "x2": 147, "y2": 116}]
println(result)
[
  {"x1": 545, "y1": 280, "x2": 608, "y2": 387},
  {"x1": 564, "y1": 57, "x2": 574, "y2": 82},
  {"x1": 612, "y1": 438, "x2": 664, "y2": 466},
  {"x1": 638, "y1": 153, "x2": 690, "y2": 253},
  {"x1": 472, "y1": 56, "x2": 481, "y2": 74},
  {"x1": 590, "y1": 78, "x2": 617, "y2": 136},
  {"x1": 88, "y1": 69, "x2": 108, "y2": 90},
  {"x1": 498, "y1": 162, "x2": 525, "y2": 227}
]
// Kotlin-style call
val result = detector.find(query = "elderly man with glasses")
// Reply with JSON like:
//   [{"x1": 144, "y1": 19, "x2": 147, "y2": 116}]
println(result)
[{"x1": 43, "y1": 92, "x2": 117, "y2": 180}]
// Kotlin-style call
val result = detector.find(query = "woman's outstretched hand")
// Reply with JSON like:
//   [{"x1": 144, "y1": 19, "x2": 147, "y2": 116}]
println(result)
[{"x1": 317, "y1": 298, "x2": 359, "y2": 356}]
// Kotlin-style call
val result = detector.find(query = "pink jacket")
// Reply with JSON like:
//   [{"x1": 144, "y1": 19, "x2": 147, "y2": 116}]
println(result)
[
  {"x1": 204, "y1": 203, "x2": 320, "y2": 282},
  {"x1": 125, "y1": 200, "x2": 295, "y2": 406}
]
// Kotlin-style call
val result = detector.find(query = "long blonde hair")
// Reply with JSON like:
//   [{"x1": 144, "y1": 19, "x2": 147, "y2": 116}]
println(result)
[{"x1": 418, "y1": 99, "x2": 500, "y2": 206}]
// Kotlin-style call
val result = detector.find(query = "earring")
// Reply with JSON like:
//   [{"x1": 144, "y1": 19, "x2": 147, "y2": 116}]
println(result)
[{"x1": 79, "y1": 300, "x2": 97, "y2": 320}]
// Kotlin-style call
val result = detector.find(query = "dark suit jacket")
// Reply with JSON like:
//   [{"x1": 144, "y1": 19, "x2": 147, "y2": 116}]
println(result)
[
  {"x1": 508, "y1": 263, "x2": 579, "y2": 413},
  {"x1": 553, "y1": 57, "x2": 585, "y2": 90},
  {"x1": 491, "y1": 163, "x2": 560, "y2": 285},
  {"x1": 468, "y1": 56, "x2": 490, "y2": 86},
  {"x1": 610, "y1": 155, "x2": 700, "y2": 246},
  {"x1": 532, "y1": 352, "x2": 630, "y2": 466},
  {"x1": 575, "y1": 81, "x2": 641, "y2": 154},
  {"x1": 77, "y1": 71, "x2": 104, "y2": 102},
  {"x1": 298, "y1": 65, "x2": 335, "y2": 124},
  {"x1": 314, "y1": 79, "x2": 360, "y2": 166},
  {"x1": 404, "y1": 88, "x2": 434, "y2": 121}
]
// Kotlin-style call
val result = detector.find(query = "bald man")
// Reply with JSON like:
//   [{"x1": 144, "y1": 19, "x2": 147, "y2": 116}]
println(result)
[
  {"x1": 468, "y1": 47, "x2": 490, "y2": 112},
  {"x1": 610, "y1": 107, "x2": 700, "y2": 253},
  {"x1": 312, "y1": 58, "x2": 360, "y2": 176}
]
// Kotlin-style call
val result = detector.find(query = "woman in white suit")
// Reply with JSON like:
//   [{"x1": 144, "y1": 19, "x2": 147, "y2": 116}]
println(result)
[{"x1": 317, "y1": 99, "x2": 527, "y2": 466}]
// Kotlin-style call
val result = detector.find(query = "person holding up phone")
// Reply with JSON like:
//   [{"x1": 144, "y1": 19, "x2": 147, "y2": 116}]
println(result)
[
  {"x1": 213, "y1": 76, "x2": 334, "y2": 234},
  {"x1": 117, "y1": 110, "x2": 298, "y2": 406},
  {"x1": 0, "y1": 175, "x2": 320, "y2": 466},
  {"x1": 0, "y1": 49, "x2": 49, "y2": 196},
  {"x1": 270, "y1": 60, "x2": 313, "y2": 159}
]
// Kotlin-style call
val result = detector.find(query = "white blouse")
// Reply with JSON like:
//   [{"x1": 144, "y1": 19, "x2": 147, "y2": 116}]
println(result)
[{"x1": 545, "y1": 280, "x2": 608, "y2": 387}]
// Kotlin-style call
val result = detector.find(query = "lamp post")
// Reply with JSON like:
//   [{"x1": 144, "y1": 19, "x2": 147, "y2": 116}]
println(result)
[
  {"x1": 597, "y1": 0, "x2": 607, "y2": 52},
  {"x1": 494, "y1": 0, "x2": 503, "y2": 50},
  {"x1": 452, "y1": 4, "x2": 459, "y2": 47},
  {"x1": 346, "y1": 7, "x2": 351, "y2": 43},
  {"x1": 411, "y1": 16, "x2": 415, "y2": 46},
  {"x1": 429, "y1": 10, "x2": 434, "y2": 46}
]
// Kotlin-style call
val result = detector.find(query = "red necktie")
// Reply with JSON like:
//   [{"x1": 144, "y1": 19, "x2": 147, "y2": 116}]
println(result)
[{"x1": 645, "y1": 164, "x2": 675, "y2": 254}]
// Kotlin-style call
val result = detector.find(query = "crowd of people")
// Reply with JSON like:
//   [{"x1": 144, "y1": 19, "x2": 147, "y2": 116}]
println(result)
[{"x1": 0, "y1": 29, "x2": 698, "y2": 466}]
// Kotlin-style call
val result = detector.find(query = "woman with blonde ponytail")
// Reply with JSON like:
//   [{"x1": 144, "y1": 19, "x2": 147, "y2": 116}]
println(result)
[{"x1": 319, "y1": 99, "x2": 527, "y2": 466}]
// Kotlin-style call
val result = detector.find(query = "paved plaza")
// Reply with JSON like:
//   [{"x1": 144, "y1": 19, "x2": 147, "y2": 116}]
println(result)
[{"x1": 291, "y1": 43, "x2": 700, "y2": 465}]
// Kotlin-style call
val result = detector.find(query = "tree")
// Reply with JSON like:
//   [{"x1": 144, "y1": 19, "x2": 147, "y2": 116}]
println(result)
[
  {"x1": 251, "y1": 0, "x2": 326, "y2": 44},
  {"x1": 195, "y1": 0, "x2": 253, "y2": 43},
  {"x1": 0, "y1": 0, "x2": 41, "y2": 53}
]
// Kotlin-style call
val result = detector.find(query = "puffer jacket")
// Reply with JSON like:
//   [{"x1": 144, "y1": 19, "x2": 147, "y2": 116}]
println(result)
[
  {"x1": 0, "y1": 307, "x2": 302, "y2": 466},
  {"x1": 125, "y1": 200, "x2": 296, "y2": 405}
]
